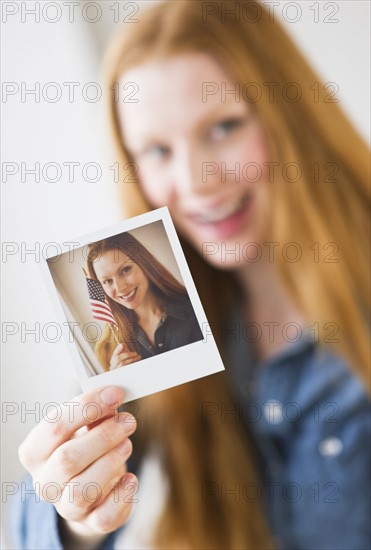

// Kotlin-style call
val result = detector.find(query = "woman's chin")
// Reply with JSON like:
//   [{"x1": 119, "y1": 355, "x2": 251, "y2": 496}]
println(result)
[
  {"x1": 203, "y1": 253, "x2": 249, "y2": 271},
  {"x1": 193, "y1": 233, "x2": 262, "y2": 271}
]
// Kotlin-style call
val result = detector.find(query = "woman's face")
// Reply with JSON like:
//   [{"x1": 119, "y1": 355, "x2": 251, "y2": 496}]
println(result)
[
  {"x1": 118, "y1": 53, "x2": 271, "y2": 269},
  {"x1": 94, "y1": 249, "x2": 150, "y2": 310}
]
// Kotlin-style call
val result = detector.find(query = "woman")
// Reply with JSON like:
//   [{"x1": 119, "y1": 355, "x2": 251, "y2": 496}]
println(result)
[
  {"x1": 14, "y1": 1, "x2": 370, "y2": 549},
  {"x1": 86, "y1": 232, "x2": 203, "y2": 369}
]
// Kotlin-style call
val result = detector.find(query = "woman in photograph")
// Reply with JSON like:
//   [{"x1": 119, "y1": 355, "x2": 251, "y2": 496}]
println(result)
[
  {"x1": 86, "y1": 232, "x2": 203, "y2": 369},
  {"x1": 14, "y1": 1, "x2": 370, "y2": 549}
]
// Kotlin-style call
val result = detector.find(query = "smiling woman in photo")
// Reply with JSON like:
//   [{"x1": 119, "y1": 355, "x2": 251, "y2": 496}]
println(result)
[{"x1": 86, "y1": 232, "x2": 203, "y2": 370}]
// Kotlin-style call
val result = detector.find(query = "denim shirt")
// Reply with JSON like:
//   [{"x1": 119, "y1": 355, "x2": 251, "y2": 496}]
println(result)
[
  {"x1": 225, "y1": 306, "x2": 371, "y2": 549},
  {"x1": 7, "y1": 308, "x2": 371, "y2": 549}
]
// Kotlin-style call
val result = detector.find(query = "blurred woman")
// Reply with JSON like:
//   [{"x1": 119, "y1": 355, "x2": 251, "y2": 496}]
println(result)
[{"x1": 14, "y1": 2, "x2": 370, "y2": 549}]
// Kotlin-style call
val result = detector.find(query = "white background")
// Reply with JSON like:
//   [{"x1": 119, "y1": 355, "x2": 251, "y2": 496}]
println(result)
[{"x1": 1, "y1": 1, "x2": 370, "y2": 546}]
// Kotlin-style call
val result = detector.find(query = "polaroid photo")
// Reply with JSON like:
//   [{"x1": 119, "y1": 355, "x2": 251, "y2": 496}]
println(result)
[{"x1": 40, "y1": 207, "x2": 225, "y2": 402}]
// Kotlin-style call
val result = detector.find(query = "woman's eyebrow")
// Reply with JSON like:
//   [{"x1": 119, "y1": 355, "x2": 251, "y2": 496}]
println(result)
[
  {"x1": 99, "y1": 260, "x2": 132, "y2": 280},
  {"x1": 124, "y1": 133, "x2": 166, "y2": 151},
  {"x1": 198, "y1": 103, "x2": 251, "y2": 129}
]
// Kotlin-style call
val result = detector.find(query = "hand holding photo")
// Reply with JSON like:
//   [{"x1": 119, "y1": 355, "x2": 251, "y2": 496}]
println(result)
[{"x1": 41, "y1": 207, "x2": 224, "y2": 402}]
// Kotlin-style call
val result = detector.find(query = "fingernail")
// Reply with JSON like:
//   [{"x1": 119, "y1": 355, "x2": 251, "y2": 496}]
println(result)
[
  {"x1": 118, "y1": 413, "x2": 136, "y2": 432},
  {"x1": 100, "y1": 386, "x2": 123, "y2": 405}
]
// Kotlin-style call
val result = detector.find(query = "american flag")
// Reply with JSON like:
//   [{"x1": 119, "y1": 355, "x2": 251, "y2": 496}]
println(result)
[{"x1": 85, "y1": 276, "x2": 118, "y2": 328}]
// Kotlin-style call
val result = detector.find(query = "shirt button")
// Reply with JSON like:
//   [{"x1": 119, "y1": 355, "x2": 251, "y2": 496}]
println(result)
[
  {"x1": 158, "y1": 343, "x2": 164, "y2": 348},
  {"x1": 263, "y1": 400, "x2": 283, "y2": 424},
  {"x1": 318, "y1": 437, "x2": 343, "y2": 457}
]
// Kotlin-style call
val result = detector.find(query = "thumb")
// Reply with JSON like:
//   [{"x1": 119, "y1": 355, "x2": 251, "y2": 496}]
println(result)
[{"x1": 119, "y1": 342, "x2": 130, "y2": 353}]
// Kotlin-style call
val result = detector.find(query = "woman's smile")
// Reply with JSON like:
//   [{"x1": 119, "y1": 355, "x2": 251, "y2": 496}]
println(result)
[
  {"x1": 118, "y1": 287, "x2": 138, "y2": 303},
  {"x1": 184, "y1": 192, "x2": 255, "y2": 239}
]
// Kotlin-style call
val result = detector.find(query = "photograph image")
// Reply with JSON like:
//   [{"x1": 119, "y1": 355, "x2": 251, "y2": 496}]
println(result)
[
  {"x1": 46, "y1": 217, "x2": 204, "y2": 376},
  {"x1": 42, "y1": 207, "x2": 224, "y2": 401}
]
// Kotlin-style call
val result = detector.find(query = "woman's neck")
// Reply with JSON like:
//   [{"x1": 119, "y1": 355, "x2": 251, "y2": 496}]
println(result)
[
  {"x1": 236, "y1": 254, "x2": 307, "y2": 362},
  {"x1": 134, "y1": 290, "x2": 165, "y2": 325}
]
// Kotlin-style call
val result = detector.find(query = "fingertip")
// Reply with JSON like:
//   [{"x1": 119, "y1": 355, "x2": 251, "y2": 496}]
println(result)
[
  {"x1": 100, "y1": 386, "x2": 124, "y2": 406},
  {"x1": 121, "y1": 472, "x2": 138, "y2": 488}
]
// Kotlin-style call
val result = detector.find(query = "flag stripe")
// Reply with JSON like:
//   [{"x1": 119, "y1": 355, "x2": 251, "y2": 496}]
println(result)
[
  {"x1": 85, "y1": 276, "x2": 118, "y2": 328},
  {"x1": 91, "y1": 303, "x2": 114, "y2": 314}
]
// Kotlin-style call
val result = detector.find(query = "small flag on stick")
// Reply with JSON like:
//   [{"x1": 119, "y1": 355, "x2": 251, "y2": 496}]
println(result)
[{"x1": 83, "y1": 268, "x2": 118, "y2": 329}]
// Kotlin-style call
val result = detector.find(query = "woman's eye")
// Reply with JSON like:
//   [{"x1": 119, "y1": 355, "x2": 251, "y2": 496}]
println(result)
[
  {"x1": 121, "y1": 266, "x2": 132, "y2": 275},
  {"x1": 142, "y1": 144, "x2": 170, "y2": 159},
  {"x1": 102, "y1": 279, "x2": 111, "y2": 286},
  {"x1": 210, "y1": 118, "x2": 245, "y2": 140}
]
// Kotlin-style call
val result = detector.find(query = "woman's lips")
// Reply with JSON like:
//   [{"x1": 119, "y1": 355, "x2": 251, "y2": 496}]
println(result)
[
  {"x1": 187, "y1": 194, "x2": 254, "y2": 239},
  {"x1": 120, "y1": 287, "x2": 137, "y2": 303}
]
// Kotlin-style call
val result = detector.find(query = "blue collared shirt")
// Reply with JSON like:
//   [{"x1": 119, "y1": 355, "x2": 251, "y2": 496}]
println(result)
[{"x1": 225, "y1": 306, "x2": 371, "y2": 549}]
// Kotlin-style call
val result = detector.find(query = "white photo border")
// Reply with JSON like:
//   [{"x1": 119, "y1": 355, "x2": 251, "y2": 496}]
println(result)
[{"x1": 40, "y1": 207, "x2": 225, "y2": 402}]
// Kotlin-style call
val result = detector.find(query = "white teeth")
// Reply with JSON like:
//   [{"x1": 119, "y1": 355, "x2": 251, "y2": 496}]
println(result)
[
  {"x1": 193, "y1": 195, "x2": 250, "y2": 224},
  {"x1": 121, "y1": 288, "x2": 136, "y2": 299}
]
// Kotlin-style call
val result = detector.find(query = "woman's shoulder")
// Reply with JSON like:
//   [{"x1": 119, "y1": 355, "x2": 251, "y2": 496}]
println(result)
[
  {"x1": 295, "y1": 343, "x2": 369, "y2": 415},
  {"x1": 233, "y1": 313, "x2": 369, "y2": 410},
  {"x1": 164, "y1": 292, "x2": 196, "y2": 319},
  {"x1": 163, "y1": 293, "x2": 203, "y2": 343},
  {"x1": 231, "y1": 326, "x2": 370, "y2": 446}
]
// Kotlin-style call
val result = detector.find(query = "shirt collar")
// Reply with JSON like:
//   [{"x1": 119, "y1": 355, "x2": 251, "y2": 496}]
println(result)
[
  {"x1": 226, "y1": 302, "x2": 316, "y2": 371},
  {"x1": 224, "y1": 301, "x2": 317, "y2": 412},
  {"x1": 161, "y1": 297, "x2": 188, "y2": 321}
]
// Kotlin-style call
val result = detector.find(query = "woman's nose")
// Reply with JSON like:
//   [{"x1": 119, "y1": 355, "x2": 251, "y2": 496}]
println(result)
[
  {"x1": 172, "y1": 144, "x2": 221, "y2": 196},
  {"x1": 110, "y1": 279, "x2": 122, "y2": 296}
]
